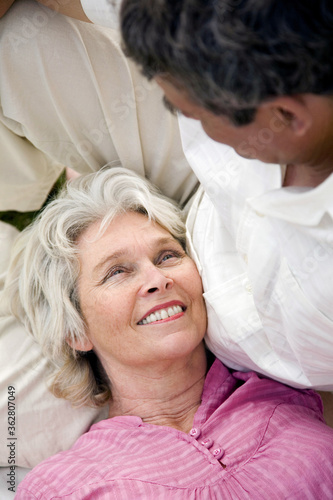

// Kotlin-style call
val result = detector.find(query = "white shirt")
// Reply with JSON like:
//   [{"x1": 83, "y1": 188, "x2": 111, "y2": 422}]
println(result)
[{"x1": 181, "y1": 117, "x2": 333, "y2": 390}]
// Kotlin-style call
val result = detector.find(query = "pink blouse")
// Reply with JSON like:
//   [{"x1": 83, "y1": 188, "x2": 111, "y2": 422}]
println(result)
[{"x1": 16, "y1": 359, "x2": 333, "y2": 499}]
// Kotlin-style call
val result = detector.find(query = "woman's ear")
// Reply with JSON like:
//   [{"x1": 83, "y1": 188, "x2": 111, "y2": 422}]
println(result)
[
  {"x1": 66, "y1": 335, "x2": 94, "y2": 352},
  {"x1": 262, "y1": 95, "x2": 313, "y2": 137}
]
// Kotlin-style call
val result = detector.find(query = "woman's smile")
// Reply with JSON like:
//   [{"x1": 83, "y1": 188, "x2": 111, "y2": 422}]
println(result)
[{"x1": 138, "y1": 301, "x2": 186, "y2": 325}]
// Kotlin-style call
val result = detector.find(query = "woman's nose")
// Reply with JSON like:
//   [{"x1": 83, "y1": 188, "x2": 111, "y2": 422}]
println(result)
[{"x1": 138, "y1": 266, "x2": 173, "y2": 296}]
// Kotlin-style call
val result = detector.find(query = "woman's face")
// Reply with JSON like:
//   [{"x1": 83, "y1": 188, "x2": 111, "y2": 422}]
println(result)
[{"x1": 75, "y1": 212, "x2": 207, "y2": 375}]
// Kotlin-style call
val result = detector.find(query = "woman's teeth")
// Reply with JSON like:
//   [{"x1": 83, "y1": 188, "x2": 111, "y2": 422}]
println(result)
[{"x1": 139, "y1": 305, "x2": 183, "y2": 325}]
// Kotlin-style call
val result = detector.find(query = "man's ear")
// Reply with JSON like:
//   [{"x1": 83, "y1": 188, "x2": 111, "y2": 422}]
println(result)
[
  {"x1": 263, "y1": 95, "x2": 313, "y2": 137},
  {"x1": 66, "y1": 335, "x2": 94, "y2": 352}
]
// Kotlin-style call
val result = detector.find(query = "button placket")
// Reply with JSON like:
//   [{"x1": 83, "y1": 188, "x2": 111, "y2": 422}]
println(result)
[{"x1": 189, "y1": 429, "x2": 226, "y2": 467}]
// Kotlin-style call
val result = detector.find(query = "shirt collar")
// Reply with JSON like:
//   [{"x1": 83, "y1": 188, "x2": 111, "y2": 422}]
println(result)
[
  {"x1": 248, "y1": 172, "x2": 333, "y2": 225},
  {"x1": 178, "y1": 116, "x2": 333, "y2": 226}
]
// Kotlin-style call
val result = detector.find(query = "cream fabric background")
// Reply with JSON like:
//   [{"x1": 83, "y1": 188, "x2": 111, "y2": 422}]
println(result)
[{"x1": 0, "y1": 0, "x2": 197, "y2": 469}]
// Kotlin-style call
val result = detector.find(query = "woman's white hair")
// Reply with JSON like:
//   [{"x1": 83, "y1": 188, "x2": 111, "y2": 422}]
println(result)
[{"x1": 4, "y1": 166, "x2": 186, "y2": 407}]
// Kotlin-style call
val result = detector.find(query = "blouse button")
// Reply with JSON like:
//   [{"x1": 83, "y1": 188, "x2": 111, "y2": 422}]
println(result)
[
  {"x1": 212, "y1": 447, "x2": 225, "y2": 460},
  {"x1": 189, "y1": 427, "x2": 201, "y2": 439},
  {"x1": 200, "y1": 438, "x2": 213, "y2": 449}
]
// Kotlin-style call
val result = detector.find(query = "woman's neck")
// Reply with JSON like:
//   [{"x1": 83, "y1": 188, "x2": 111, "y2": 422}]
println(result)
[{"x1": 106, "y1": 343, "x2": 207, "y2": 433}]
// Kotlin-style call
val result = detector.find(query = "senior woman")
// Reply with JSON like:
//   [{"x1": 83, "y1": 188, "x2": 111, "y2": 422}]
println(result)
[{"x1": 5, "y1": 167, "x2": 333, "y2": 499}]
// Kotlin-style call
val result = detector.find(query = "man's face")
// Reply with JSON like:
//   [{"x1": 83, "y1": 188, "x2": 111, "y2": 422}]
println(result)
[{"x1": 155, "y1": 76, "x2": 310, "y2": 166}]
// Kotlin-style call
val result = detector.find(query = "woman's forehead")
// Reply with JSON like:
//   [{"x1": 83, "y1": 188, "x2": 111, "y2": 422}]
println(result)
[{"x1": 77, "y1": 212, "x2": 179, "y2": 259}]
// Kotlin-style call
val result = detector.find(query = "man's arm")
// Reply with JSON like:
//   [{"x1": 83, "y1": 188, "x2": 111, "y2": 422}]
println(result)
[
  {"x1": 0, "y1": 0, "x2": 91, "y2": 22},
  {"x1": 36, "y1": 0, "x2": 91, "y2": 22},
  {"x1": 0, "y1": 0, "x2": 15, "y2": 18}
]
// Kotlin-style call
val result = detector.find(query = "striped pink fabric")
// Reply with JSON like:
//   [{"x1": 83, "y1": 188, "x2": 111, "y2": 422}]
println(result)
[{"x1": 16, "y1": 360, "x2": 333, "y2": 499}]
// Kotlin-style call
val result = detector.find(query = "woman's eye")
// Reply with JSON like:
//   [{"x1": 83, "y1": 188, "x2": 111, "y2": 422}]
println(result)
[
  {"x1": 159, "y1": 251, "x2": 182, "y2": 263},
  {"x1": 111, "y1": 269, "x2": 124, "y2": 276},
  {"x1": 103, "y1": 267, "x2": 125, "y2": 282}
]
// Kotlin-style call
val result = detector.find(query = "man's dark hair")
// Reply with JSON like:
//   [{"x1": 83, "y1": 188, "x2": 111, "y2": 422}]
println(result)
[{"x1": 121, "y1": 0, "x2": 333, "y2": 126}]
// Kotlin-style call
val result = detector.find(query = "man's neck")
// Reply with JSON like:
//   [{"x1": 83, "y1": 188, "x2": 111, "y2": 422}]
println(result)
[{"x1": 283, "y1": 163, "x2": 333, "y2": 188}]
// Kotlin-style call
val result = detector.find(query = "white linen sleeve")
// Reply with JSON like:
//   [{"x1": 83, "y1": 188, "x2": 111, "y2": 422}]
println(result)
[{"x1": 80, "y1": 0, "x2": 120, "y2": 29}]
